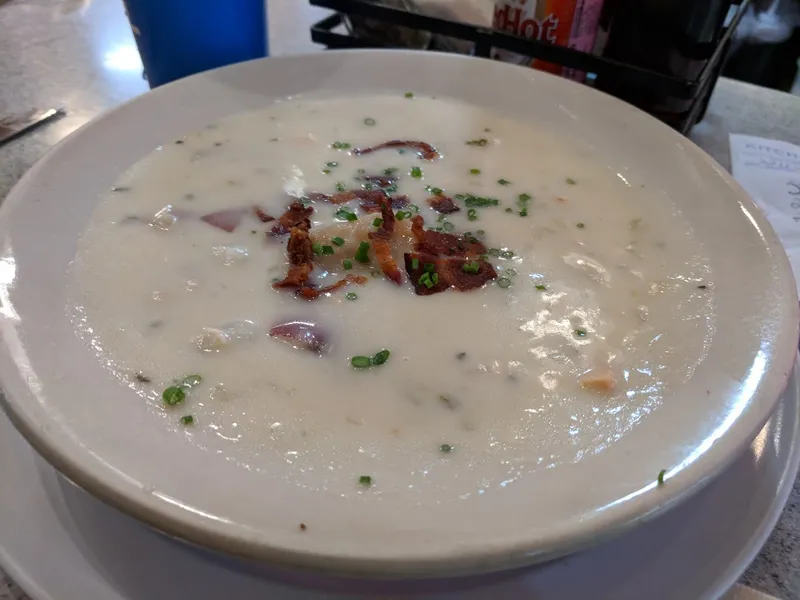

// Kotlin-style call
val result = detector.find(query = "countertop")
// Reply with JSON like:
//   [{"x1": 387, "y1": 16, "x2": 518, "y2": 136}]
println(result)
[{"x1": 0, "y1": 0, "x2": 799, "y2": 598}]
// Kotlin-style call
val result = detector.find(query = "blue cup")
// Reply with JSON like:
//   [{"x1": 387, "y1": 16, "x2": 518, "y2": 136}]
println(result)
[{"x1": 123, "y1": 0, "x2": 269, "y2": 87}]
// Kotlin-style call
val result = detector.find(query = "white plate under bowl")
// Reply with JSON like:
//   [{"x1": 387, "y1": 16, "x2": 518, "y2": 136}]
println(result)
[
  {"x1": 0, "y1": 50, "x2": 797, "y2": 577},
  {"x1": 1, "y1": 363, "x2": 798, "y2": 600}
]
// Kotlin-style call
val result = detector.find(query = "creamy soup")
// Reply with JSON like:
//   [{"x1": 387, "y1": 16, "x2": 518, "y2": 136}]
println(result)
[{"x1": 70, "y1": 94, "x2": 714, "y2": 496}]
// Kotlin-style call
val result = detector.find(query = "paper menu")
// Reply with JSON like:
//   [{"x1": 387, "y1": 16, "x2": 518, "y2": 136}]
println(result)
[{"x1": 730, "y1": 134, "x2": 800, "y2": 295}]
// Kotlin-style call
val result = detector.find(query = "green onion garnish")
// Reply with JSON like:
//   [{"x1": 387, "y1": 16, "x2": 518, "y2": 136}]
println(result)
[
  {"x1": 518, "y1": 193, "x2": 532, "y2": 203},
  {"x1": 577, "y1": 223, "x2": 585, "y2": 228},
  {"x1": 424, "y1": 263, "x2": 436, "y2": 273},
  {"x1": 331, "y1": 141, "x2": 351, "y2": 150},
  {"x1": 322, "y1": 245, "x2": 334, "y2": 255},
  {"x1": 404, "y1": 92, "x2": 414, "y2": 98},
  {"x1": 466, "y1": 138, "x2": 488, "y2": 146},
  {"x1": 410, "y1": 166, "x2": 422, "y2": 179},
  {"x1": 364, "y1": 117, "x2": 376, "y2": 126},
  {"x1": 535, "y1": 284, "x2": 547, "y2": 291},
  {"x1": 411, "y1": 257, "x2": 420, "y2": 270},
  {"x1": 342, "y1": 258, "x2": 353, "y2": 270},
  {"x1": 359, "y1": 475, "x2": 373, "y2": 486},
  {"x1": 418, "y1": 273, "x2": 434, "y2": 288},
  {"x1": 162, "y1": 386, "x2": 186, "y2": 406},
  {"x1": 462, "y1": 195, "x2": 499, "y2": 208},
  {"x1": 566, "y1": 177, "x2": 577, "y2": 185},
  {"x1": 440, "y1": 444, "x2": 453, "y2": 453},
  {"x1": 383, "y1": 167, "x2": 397, "y2": 175},
  {"x1": 409, "y1": 204, "x2": 420, "y2": 212},
  {"x1": 505, "y1": 207, "x2": 513, "y2": 213},
  {"x1": 396, "y1": 210, "x2": 412, "y2": 220},
  {"x1": 312, "y1": 243, "x2": 323, "y2": 256},
  {"x1": 431, "y1": 273, "x2": 439, "y2": 285},
  {"x1": 335, "y1": 182, "x2": 346, "y2": 193},
  {"x1": 326, "y1": 161, "x2": 338, "y2": 168},
  {"x1": 322, "y1": 169, "x2": 331, "y2": 175},
  {"x1": 657, "y1": 469, "x2": 666, "y2": 485},
  {"x1": 335, "y1": 208, "x2": 358, "y2": 222},
  {"x1": 351, "y1": 356, "x2": 372, "y2": 369},
  {"x1": 180, "y1": 415, "x2": 194, "y2": 425},
  {"x1": 346, "y1": 292, "x2": 357, "y2": 301},
  {"x1": 442, "y1": 221, "x2": 454, "y2": 232},
  {"x1": 467, "y1": 208, "x2": 478, "y2": 221},
  {"x1": 332, "y1": 236, "x2": 345, "y2": 246},
  {"x1": 462, "y1": 262, "x2": 480, "y2": 274},
  {"x1": 497, "y1": 277, "x2": 511, "y2": 289},
  {"x1": 498, "y1": 178, "x2": 511, "y2": 185},
  {"x1": 354, "y1": 241, "x2": 371, "y2": 263},
  {"x1": 372, "y1": 218, "x2": 384, "y2": 227},
  {"x1": 519, "y1": 208, "x2": 528, "y2": 217},
  {"x1": 499, "y1": 250, "x2": 515, "y2": 259},
  {"x1": 574, "y1": 328, "x2": 587, "y2": 337},
  {"x1": 425, "y1": 185, "x2": 443, "y2": 195},
  {"x1": 470, "y1": 168, "x2": 481, "y2": 175},
  {"x1": 372, "y1": 349, "x2": 391, "y2": 365}
]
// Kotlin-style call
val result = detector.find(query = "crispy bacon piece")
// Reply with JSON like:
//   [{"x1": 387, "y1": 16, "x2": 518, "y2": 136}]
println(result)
[
  {"x1": 201, "y1": 208, "x2": 246, "y2": 233},
  {"x1": 427, "y1": 195, "x2": 460, "y2": 214},
  {"x1": 273, "y1": 227, "x2": 313, "y2": 288},
  {"x1": 367, "y1": 196, "x2": 403, "y2": 285},
  {"x1": 404, "y1": 253, "x2": 497, "y2": 295},
  {"x1": 271, "y1": 201, "x2": 313, "y2": 236},
  {"x1": 254, "y1": 206, "x2": 275, "y2": 222},
  {"x1": 269, "y1": 321, "x2": 329, "y2": 353},
  {"x1": 360, "y1": 194, "x2": 409, "y2": 213},
  {"x1": 352, "y1": 140, "x2": 440, "y2": 161},
  {"x1": 410, "y1": 215, "x2": 486, "y2": 257},
  {"x1": 296, "y1": 275, "x2": 368, "y2": 300}
]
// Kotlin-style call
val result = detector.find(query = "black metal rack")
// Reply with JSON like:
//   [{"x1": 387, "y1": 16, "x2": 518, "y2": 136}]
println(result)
[{"x1": 310, "y1": 0, "x2": 751, "y2": 134}]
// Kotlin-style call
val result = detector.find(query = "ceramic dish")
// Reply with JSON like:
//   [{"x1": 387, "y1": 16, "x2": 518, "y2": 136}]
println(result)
[{"x1": 0, "y1": 50, "x2": 796, "y2": 577}]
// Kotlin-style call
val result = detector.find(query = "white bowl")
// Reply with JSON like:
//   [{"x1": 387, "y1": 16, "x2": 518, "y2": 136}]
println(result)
[{"x1": 0, "y1": 51, "x2": 796, "y2": 578}]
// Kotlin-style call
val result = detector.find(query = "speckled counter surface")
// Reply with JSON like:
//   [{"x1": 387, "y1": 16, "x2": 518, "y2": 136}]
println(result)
[{"x1": 0, "y1": 0, "x2": 799, "y2": 598}]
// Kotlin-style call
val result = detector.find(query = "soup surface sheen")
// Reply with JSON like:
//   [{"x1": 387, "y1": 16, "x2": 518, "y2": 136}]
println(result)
[{"x1": 71, "y1": 94, "x2": 714, "y2": 499}]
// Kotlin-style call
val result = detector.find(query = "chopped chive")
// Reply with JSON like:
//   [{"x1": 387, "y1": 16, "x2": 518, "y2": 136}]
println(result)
[
  {"x1": 383, "y1": 167, "x2": 397, "y2": 175},
  {"x1": 462, "y1": 195, "x2": 499, "y2": 208},
  {"x1": 351, "y1": 356, "x2": 372, "y2": 369},
  {"x1": 322, "y1": 169, "x2": 331, "y2": 175},
  {"x1": 425, "y1": 185, "x2": 443, "y2": 195},
  {"x1": 410, "y1": 166, "x2": 422, "y2": 179},
  {"x1": 535, "y1": 284, "x2": 547, "y2": 291},
  {"x1": 180, "y1": 415, "x2": 194, "y2": 425},
  {"x1": 498, "y1": 178, "x2": 511, "y2": 185},
  {"x1": 476, "y1": 229, "x2": 485, "y2": 236},
  {"x1": 363, "y1": 117, "x2": 376, "y2": 126},
  {"x1": 442, "y1": 221, "x2": 455, "y2": 232},
  {"x1": 396, "y1": 210, "x2": 413, "y2": 221},
  {"x1": 342, "y1": 258, "x2": 353, "y2": 270},
  {"x1": 497, "y1": 277, "x2": 511, "y2": 289},
  {"x1": 384, "y1": 183, "x2": 398, "y2": 193},
  {"x1": 162, "y1": 386, "x2": 186, "y2": 406},
  {"x1": 440, "y1": 444, "x2": 453, "y2": 453},
  {"x1": 499, "y1": 250, "x2": 515, "y2": 259},
  {"x1": 424, "y1": 263, "x2": 436, "y2": 273},
  {"x1": 362, "y1": 181, "x2": 375, "y2": 191},
  {"x1": 335, "y1": 208, "x2": 358, "y2": 222},
  {"x1": 574, "y1": 328, "x2": 587, "y2": 337},
  {"x1": 354, "y1": 241, "x2": 371, "y2": 263},
  {"x1": 431, "y1": 273, "x2": 439, "y2": 285},
  {"x1": 566, "y1": 177, "x2": 577, "y2": 185},
  {"x1": 456, "y1": 352, "x2": 467, "y2": 360},
  {"x1": 467, "y1": 208, "x2": 478, "y2": 221},
  {"x1": 462, "y1": 262, "x2": 481, "y2": 274},
  {"x1": 518, "y1": 193, "x2": 532, "y2": 203},
  {"x1": 404, "y1": 92, "x2": 414, "y2": 98},
  {"x1": 372, "y1": 349, "x2": 391, "y2": 365},
  {"x1": 331, "y1": 141, "x2": 351, "y2": 150},
  {"x1": 335, "y1": 182, "x2": 346, "y2": 193},
  {"x1": 409, "y1": 204, "x2": 420, "y2": 212},
  {"x1": 346, "y1": 292, "x2": 358, "y2": 300},
  {"x1": 313, "y1": 243, "x2": 325, "y2": 256},
  {"x1": 411, "y1": 257, "x2": 420, "y2": 270},
  {"x1": 359, "y1": 475, "x2": 373, "y2": 486},
  {"x1": 372, "y1": 218, "x2": 384, "y2": 227},
  {"x1": 576, "y1": 222, "x2": 585, "y2": 228},
  {"x1": 657, "y1": 469, "x2": 666, "y2": 485},
  {"x1": 519, "y1": 208, "x2": 528, "y2": 217},
  {"x1": 326, "y1": 161, "x2": 338, "y2": 168},
  {"x1": 321, "y1": 245, "x2": 335, "y2": 255},
  {"x1": 470, "y1": 168, "x2": 481, "y2": 175},
  {"x1": 332, "y1": 236, "x2": 345, "y2": 246},
  {"x1": 357, "y1": 168, "x2": 366, "y2": 174},
  {"x1": 505, "y1": 207, "x2": 513, "y2": 213},
  {"x1": 466, "y1": 138, "x2": 488, "y2": 146}
]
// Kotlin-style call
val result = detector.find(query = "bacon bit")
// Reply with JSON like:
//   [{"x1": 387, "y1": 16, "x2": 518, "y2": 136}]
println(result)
[
  {"x1": 269, "y1": 321, "x2": 328, "y2": 353},
  {"x1": 427, "y1": 195, "x2": 460, "y2": 214},
  {"x1": 273, "y1": 226, "x2": 314, "y2": 288},
  {"x1": 409, "y1": 215, "x2": 486, "y2": 257},
  {"x1": 404, "y1": 254, "x2": 496, "y2": 295},
  {"x1": 352, "y1": 140, "x2": 440, "y2": 161},
  {"x1": 366, "y1": 196, "x2": 403, "y2": 285},
  {"x1": 270, "y1": 201, "x2": 313, "y2": 236},
  {"x1": 296, "y1": 275, "x2": 368, "y2": 300},
  {"x1": 580, "y1": 369, "x2": 617, "y2": 394},
  {"x1": 200, "y1": 208, "x2": 246, "y2": 232},
  {"x1": 254, "y1": 206, "x2": 275, "y2": 222}
]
